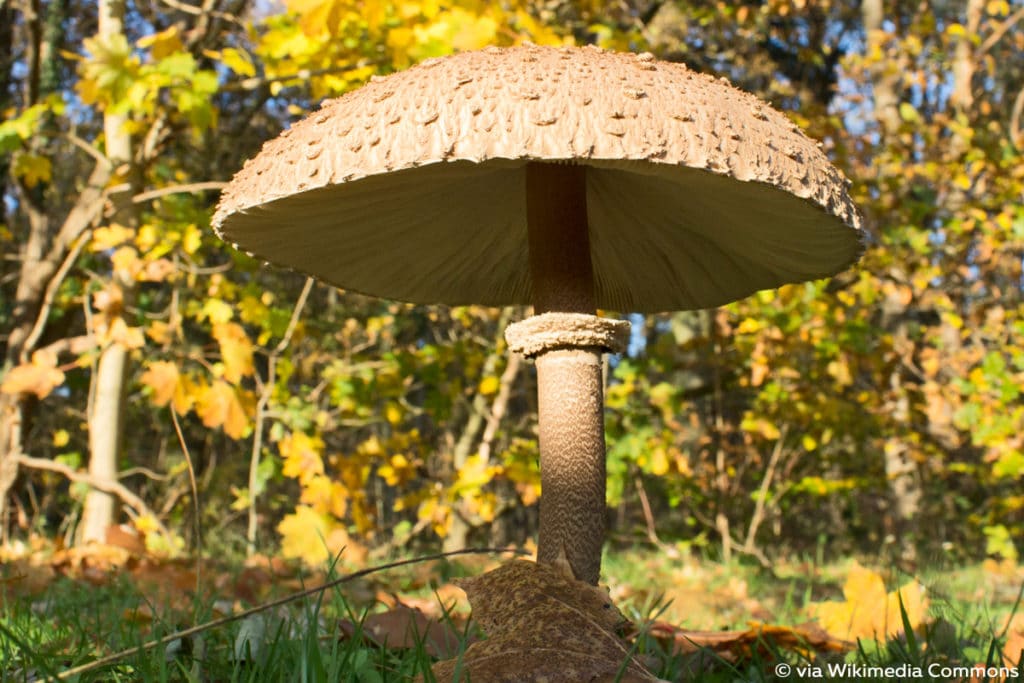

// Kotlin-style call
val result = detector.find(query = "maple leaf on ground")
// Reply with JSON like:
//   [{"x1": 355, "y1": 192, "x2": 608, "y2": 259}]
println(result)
[
  {"x1": 429, "y1": 559, "x2": 665, "y2": 683},
  {"x1": 806, "y1": 563, "x2": 928, "y2": 642}
]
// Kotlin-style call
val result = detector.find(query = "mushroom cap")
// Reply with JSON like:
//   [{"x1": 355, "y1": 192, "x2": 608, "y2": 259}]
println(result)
[{"x1": 213, "y1": 44, "x2": 862, "y2": 314}]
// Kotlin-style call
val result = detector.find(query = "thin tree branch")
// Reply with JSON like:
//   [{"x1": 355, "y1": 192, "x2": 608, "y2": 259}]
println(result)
[
  {"x1": 743, "y1": 425, "x2": 789, "y2": 554},
  {"x1": 979, "y1": 6, "x2": 1024, "y2": 55},
  {"x1": 66, "y1": 131, "x2": 111, "y2": 168},
  {"x1": 131, "y1": 181, "x2": 227, "y2": 205},
  {"x1": 275, "y1": 277, "x2": 314, "y2": 354},
  {"x1": 248, "y1": 277, "x2": 315, "y2": 554},
  {"x1": 13, "y1": 454, "x2": 172, "y2": 541},
  {"x1": 1010, "y1": 86, "x2": 1024, "y2": 152},
  {"x1": 20, "y1": 230, "x2": 91, "y2": 360},
  {"x1": 169, "y1": 407, "x2": 201, "y2": 598},
  {"x1": 479, "y1": 350, "x2": 520, "y2": 459}
]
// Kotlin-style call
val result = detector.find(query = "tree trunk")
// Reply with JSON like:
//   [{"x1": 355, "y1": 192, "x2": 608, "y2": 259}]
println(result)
[
  {"x1": 79, "y1": 0, "x2": 135, "y2": 544},
  {"x1": 862, "y1": 0, "x2": 925, "y2": 561}
]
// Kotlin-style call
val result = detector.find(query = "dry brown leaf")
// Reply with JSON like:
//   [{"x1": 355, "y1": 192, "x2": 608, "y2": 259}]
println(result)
[
  {"x1": 430, "y1": 560, "x2": 661, "y2": 683},
  {"x1": 394, "y1": 583, "x2": 464, "y2": 619},
  {"x1": 339, "y1": 604, "x2": 467, "y2": 659},
  {"x1": 649, "y1": 620, "x2": 849, "y2": 661}
]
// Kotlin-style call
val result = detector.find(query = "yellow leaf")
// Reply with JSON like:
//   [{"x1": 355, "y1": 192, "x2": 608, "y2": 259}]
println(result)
[
  {"x1": 280, "y1": 431, "x2": 325, "y2": 484},
  {"x1": 807, "y1": 564, "x2": 928, "y2": 641},
  {"x1": 986, "y1": 0, "x2": 1010, "y2": 15},
  {"x1": 741, "y1": 416, "x2": 780, "y2": 440},
  {"x1": 199, "y1": 298, "x2": 234, "y2": 324},
  {"x1": 220, "y1": 47, "x2": 256, "y2": 77},
  {"x1": 385, "y1": 402, "x2": 403, "y2": 426},
  {"x1": 287, "y1": 0, "x2": 346, "y2": 36},
  {"x1": 140, "y1": 360, "x2": 180, "y2": 406},
  {"x1": 97, "y1": 317, "x2": 146, "y2": 350},
  {"x1": 212, "y1": 322, "x2": 254, "y2": 384},
  {"x1": 78, "y1": 32, "x2": 139, "y2": 107},
  {"x1": 1, "y1": 350, "x2": 65, "y2": 399},
  {"x1": 138, "y1": 26, "x2": 183, "y2": 60},
  {"x1": 278, "y1": 505, "x2": 365, "y2": 567},
  {"x1": 92, "y1": 223, "x2": 136, "y2": 251},
  {"x1": 53, "y1": 429, "x2": 70, "y2": 447},
  {"x1": 146, "y1": 320, "x2": 172, "y2": 345},
  {"x1": 736, "y1": 318, "x2": 762, "y2": 334},
  {"x1": 358, "y1": 435, "x2": 383, "y2": 457},
  {"x1": 172, "y1": 373, "x2": 198, "y2": 414},
  {"x1": 898, "y1": 102, "x2": 920, "y2": 123},
  {"x1": 300, "y1": 474, "x2": 348, "y2": 517},
  {"x1": 945, "y1": 22, "x2": 967, "y2": 37},
  {"x1": 452, "y1": 454, "x2": 498, "y2": 497},
  {"x1": 277, "y1": 505, "x2": 333, "y2": 566},
  {"x1": 237, "y1": 295, "x2": 269, "y2": 325},
  {"x1": 182, "y1": 224, "x2": 202, "y2": 255},
  {"x1": 478, "y1": 375, "x2": 500, "y2": 396},
  {"x1": 195, "y1": 380, "x2": 251, "y2": 439},
  {"x1": 12, "y1": 153, "x2": 52, "y2": 187},
  {"x1": 378, "y1": 453, "x2": 417, "y2": 487},
  {"x1": 111, "y1": 245, "x2": 142, "y2": 279},
  {"x1": 826, "y1": 358, "x2": 853, "y2": 387},
  {"x1": 649, "y1": 447, "x2": 670, "y2": 476},
  {"x1": 417, "y1": 496, "x2": 451, "y2": 538}
]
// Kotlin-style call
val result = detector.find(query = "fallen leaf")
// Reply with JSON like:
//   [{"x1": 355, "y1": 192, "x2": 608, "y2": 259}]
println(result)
[
  {"x1": 1002, "y1": 613, "x2": 1024, "y2": 667},
  {"x1": 340, "y1": 604, "x2": 467, "y2": 659},
  {"x1": 806, "y1": 563, "x2": 928, "y2": 642},
  {"x1": 430, "y1": 560, "x2": 661, "y2": 682},
  {"x1": 648, "y1": 620, "x2": 849, "y2": 661}
]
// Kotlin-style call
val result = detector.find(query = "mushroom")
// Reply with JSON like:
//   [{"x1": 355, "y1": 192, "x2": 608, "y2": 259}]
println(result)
[{"x1": 213, "y1": 44, "x2": 862, "y2": 586}]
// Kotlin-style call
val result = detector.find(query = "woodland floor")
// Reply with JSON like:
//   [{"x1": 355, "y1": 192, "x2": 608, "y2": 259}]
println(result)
[{"x1": 1, "y1": 538, "x2": 1022, "y2": 681}]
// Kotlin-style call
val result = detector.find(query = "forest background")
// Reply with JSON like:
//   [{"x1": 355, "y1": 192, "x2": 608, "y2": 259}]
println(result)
[{"x1": 1, "y1": 0, "x2": 1023, "y2": 575}]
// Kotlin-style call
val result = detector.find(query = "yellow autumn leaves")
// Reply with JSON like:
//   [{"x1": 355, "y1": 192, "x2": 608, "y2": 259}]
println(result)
[
  {"x1": 0, "y1": 350, "x2": 66, "y2": 399},
  {"x1": 807, "y1": 563, "x2": 928, "y2": 642}
]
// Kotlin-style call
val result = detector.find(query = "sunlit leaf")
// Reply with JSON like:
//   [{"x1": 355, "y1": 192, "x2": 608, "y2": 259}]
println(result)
[
  {"x1": 807, "y1": 564, "x2": 928, "y2": 641},
  {"x1": 1, "y1": 350, "x2": 65, "y2": 399},
  {"x1": 140, "y1": 360, "x2": 181, "y2": 407}
]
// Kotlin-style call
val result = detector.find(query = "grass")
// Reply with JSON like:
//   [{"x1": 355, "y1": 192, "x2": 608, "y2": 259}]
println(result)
[{"x1": 1, "y1": 548, "x2": 1022, "y2": 681}]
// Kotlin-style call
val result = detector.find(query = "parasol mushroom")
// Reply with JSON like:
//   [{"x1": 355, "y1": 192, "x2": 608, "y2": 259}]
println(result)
[{"x1": 212, "y1": 44, "x2": 862, "y2": 586}]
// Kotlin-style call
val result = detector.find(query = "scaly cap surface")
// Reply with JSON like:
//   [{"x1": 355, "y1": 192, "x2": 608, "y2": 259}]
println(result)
[{"x1": 213, "y1": 44, "x2": 862, "y2": 313}]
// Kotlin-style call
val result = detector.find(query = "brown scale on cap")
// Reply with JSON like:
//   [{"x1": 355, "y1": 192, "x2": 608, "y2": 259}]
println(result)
[{"x1": 213, "y1": 43, "x2": 862, "y2": 314}]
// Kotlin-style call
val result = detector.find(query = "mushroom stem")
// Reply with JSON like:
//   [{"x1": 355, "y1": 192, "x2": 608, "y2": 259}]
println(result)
[{"x1": 525, "y1": 162, "x2": 606, "y2": 585}]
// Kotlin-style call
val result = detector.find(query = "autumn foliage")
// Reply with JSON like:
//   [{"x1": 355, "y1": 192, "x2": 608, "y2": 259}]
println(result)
[{"x1": 0, "y1": 0, "x2": 1022, "y2": 574}]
